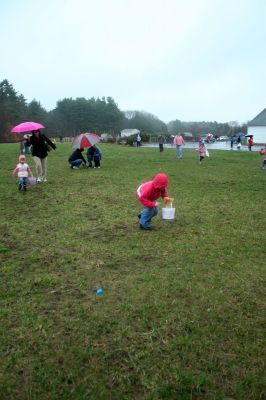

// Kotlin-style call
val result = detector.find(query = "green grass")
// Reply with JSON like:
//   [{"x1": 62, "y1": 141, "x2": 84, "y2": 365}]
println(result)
[{"x1": 0, "y1": 143, "x2": 265, "y2": 400}]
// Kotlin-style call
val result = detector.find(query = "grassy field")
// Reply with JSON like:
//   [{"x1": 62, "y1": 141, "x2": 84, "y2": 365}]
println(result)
[{"x1": 0, "y1": 143, "x2": 265, "y2": 400}]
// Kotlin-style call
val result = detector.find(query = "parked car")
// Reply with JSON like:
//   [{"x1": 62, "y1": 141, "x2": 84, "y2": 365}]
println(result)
[
  {"x1": 218, "y1": 136, "x2": 229, "y2": 141},
  {"x1": 200, "y1": 136, "x2": 215, "y2": 143}
]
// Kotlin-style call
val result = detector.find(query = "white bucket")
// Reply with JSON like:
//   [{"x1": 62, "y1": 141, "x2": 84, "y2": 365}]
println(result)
[{"x1": 162, "y1": 207, "x2": 175, "y2": 220}]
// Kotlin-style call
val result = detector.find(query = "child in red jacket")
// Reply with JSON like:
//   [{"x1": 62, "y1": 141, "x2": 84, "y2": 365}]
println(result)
[{"x1": 136, "y1": 172, "x2": 171, "y2": 230}]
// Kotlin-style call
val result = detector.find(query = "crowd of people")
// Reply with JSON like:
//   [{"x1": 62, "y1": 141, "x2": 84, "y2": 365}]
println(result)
[
  {"x1": 13, "y1": 129, "x2": 264, "y2": 235},
  {"x1": 14, "y1": 129, "x2": 103, "y2": 193}
]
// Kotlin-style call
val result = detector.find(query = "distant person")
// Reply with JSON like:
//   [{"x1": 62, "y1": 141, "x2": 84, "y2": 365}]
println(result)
[
  {"x1": 136, "y1": 134, "x2": 141, "y2": 147},
  {"x1": 29, "y1": 129, "x2": 56, "y2": 182},
  {"x1": 158, "y1": 135, "x2": 166, "y2": 152},
  {"x1": 136, "y1": 172, "x2": 171, "y2": 230},
  {"x1": 259, "y1": 145, "x2": 266, "y2": 169},
  {"x1": 206, "y1": 132, "x2": 213, "y2": 143},
  {"x1": 171, "y1": 135, "x2": 175, "y2": 146},
  {"x1": 196, "y1": 142, "x2": 207, "y2": 165},
  {"x1": 173, "y1": 133, "x2": 185, "y2": 159},
  {"x1": 230, "y1": 135, "x2": 235, "y2": 149},
  {"x1": 237, "y1": 136, "x2": 241, "y2": 150},
  {"x1": 248, "y1": 136, "x2": 254, "y2": 151},
  {"x1": 87, "y1": 145, "x2": 102, "y2": 168},
  {"x1": 13, "y1": 154, "x2": 33, "y2": 192},
  {"x1": 59, "y1": 135, "x2": 64, "y2": 143},
  {"x1": 68, "y1": 148, "x2": 87, "y2": 169},
  {"x1": 23, "y1": 134, "x2": 31, "y2": 154}
]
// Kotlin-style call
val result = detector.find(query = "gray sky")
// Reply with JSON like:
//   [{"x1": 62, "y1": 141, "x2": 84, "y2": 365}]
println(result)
[{"x1": 1, "y1": 0, "x2": 266, "y2": 123}]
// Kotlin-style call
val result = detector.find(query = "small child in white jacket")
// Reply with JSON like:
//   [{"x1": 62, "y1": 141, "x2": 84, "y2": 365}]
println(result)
[
  {"x1": 13, "y1": 154, "x2": 33, "y2": 191},
  {"x1": 196, "y1": 143, "x2": 207, "y2": 164}
]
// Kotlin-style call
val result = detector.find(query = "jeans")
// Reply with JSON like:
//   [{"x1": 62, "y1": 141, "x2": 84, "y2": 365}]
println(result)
[
  {"x1": 24, "y1": 146, "x2": 31, "y2": 154},
  {"x1": 69, "y1": 159, "x2": 83, "y2": 168},
  {"x1": 176, "y1": 145, "x2": 183, "y2": 158},
  {"x1": 139, "y1": 206, "x2": 158, "y2": 228},
  {"x1": 19, "y1": 177, "x2": 27, "y2": 186}
]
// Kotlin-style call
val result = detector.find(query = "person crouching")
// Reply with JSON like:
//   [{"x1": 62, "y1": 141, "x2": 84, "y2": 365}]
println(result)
[
  {"x1": 87, "y1": 145, "x2": 102, "y2": 168},
  {"x1": 136, "y1": 172, "x2": 171, "y2": 230},
  {"x1": 68, "y1": 148, "x2": 87, "y2": 169}
]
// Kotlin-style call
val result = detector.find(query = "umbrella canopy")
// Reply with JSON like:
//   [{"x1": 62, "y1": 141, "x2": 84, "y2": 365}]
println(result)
[
  {"x1": 11, "y1": 121, "x2": 45, "y2": 133},
  {"x1": 235, "y1": 131, "x2": 245, "y2": 137},
  {"x1": 72, "y1": 132, "x2": 101, "y2": 149},
  {"x1": 245, "y1": 134, "x2": 253, "y2": 138}
]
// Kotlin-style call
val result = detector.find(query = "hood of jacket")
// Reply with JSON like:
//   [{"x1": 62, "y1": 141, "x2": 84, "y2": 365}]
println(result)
[{"x1": 152, "y1": 173, "x2": 168, "y2": 189}]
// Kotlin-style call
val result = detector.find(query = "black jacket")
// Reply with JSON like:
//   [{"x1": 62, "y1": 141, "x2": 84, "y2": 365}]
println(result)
[
  {"x1": 29, "y1": 134, "x2": 56, "y2": 158},
  {"x1": 68, "y1": 149, "x2": 87, "y2": 164}
]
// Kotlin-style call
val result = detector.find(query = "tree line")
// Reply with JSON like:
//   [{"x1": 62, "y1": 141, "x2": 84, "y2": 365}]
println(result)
[{"x1": 0, "y1": 79, "x2": 247, "y2": 143}]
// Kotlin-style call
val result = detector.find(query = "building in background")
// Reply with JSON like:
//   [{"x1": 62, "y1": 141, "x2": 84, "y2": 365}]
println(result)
[{"x1": 248, "y1": 108, "x2": 266, "y2": 143}]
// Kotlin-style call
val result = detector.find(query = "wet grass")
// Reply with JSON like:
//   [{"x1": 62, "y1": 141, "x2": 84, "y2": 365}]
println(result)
[{"x1": 0, "y1": 143, "x2": 265, "y2": 399}]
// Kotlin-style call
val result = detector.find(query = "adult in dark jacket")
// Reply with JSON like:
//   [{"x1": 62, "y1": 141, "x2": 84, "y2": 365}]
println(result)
[
  {"x1": 29, "y1": 129, "x2": 56, "y2": 182},
  {"x1": 158, "y1": 135, "x2": 166, "y2": 152},
  {"x1": 68, "y1": 148, "x2": 87, "y2": 169}
]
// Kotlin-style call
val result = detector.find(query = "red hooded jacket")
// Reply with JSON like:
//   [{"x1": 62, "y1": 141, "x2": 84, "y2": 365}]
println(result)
[{"x1": 136, "y1": 173, "x2": 169, "y2": 208}]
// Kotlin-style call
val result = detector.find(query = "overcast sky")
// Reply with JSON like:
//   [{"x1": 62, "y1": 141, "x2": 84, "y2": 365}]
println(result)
[{"x1": 1, "y1": 0, "x2": 266, "y2": 123}]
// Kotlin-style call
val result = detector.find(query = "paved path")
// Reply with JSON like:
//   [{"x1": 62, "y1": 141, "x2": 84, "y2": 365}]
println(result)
[{"x1": 144, "y1": 142, "x2": 262, "y2": 152}]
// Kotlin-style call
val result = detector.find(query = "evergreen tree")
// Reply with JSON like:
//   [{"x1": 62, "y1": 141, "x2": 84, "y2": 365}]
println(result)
[
  {"x1": 0, "y1": 79, "x2": 27, "y2": 141},
  {"x1": 26, "y1": 99, "x2": 47, "y2": 123}
]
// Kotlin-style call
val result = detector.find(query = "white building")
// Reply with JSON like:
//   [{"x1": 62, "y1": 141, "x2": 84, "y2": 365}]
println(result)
[
  {"x1": 120, "y1": 129, "x2": 140, "y2": 138},
  {"x1": 248, "y1": 108, "x2": 266, "y2": 144}
]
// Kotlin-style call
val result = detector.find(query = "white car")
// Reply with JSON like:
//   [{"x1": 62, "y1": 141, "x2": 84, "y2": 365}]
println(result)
[{"x1": 218, "y1": 136, "x2": 229, "y2": 141}]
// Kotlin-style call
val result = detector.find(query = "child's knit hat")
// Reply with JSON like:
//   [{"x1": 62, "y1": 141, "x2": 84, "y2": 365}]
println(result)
[{"x1": 19, "y1": 154, "x2": 26, "y2": 162}]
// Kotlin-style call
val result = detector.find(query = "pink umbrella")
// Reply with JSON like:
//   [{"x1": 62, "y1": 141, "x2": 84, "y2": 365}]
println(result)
[
  {"x1": 11, "y1": 121, "x2": 45, "y2": 133},
  {"x1": 72, "y1": 132, "x2": 101, "y2": 149}
]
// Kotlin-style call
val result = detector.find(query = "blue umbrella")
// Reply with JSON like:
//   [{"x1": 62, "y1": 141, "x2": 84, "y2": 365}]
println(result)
[{"x1": 235, "y1": 131, "x2": 245, "y2": 137}]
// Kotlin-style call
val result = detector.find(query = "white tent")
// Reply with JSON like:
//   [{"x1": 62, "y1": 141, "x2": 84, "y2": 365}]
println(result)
[{"x1": 120, "y1": 129, "x2": 140, "y2": 138}]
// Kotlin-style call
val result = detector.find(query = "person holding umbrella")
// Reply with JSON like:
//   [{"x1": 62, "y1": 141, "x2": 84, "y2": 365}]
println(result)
[
  {"x1": 29, "y1": 129, "x2": 56, "y2": 182},
  {"x1": 87, "y1": 145, "x2": 102, "y2": 168},
  {"x1": 11, "y1": 122, "x2": 56, "y2": 183},
  {"x1": 71, "y1": 132, "x2": 101, "y2": 169},
  {"x1": 247, "y1": 135, "x2": 254, "y2": 151}
]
